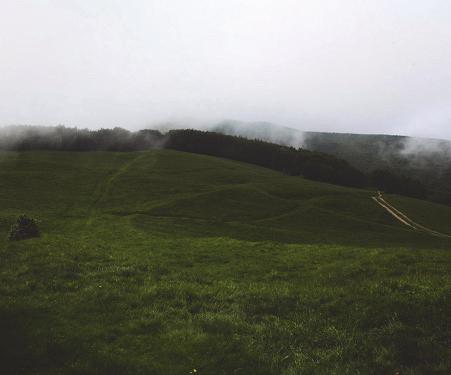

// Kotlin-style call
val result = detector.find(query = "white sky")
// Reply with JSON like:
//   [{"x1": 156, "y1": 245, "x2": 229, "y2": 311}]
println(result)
[{"x1": 0, "y1": 0, "x2": 450, "y2": 138}]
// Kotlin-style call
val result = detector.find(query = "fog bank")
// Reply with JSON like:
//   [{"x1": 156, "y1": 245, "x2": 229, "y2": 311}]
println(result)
[{"x1": 1, "y1": 1, "x2": 450, "y2": 138}]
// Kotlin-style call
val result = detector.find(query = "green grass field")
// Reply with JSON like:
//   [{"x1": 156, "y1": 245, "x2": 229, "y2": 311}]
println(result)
[{"x1": 1, "y1": 150, "x2": 450, "y2": 374}]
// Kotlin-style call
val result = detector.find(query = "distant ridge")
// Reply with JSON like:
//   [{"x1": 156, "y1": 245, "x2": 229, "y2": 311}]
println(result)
[{"x1": 208, "y1": 120, "x2": 451, "y2": 206}]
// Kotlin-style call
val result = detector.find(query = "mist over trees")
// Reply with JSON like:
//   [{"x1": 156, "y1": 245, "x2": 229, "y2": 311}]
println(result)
[
  {"x1": 303, "y1": 132, "x2": 451, "y2": 205},
  {"x1": 0, "y1": 126, "x2": 164, "y2": 151},
  {"x1": 0, "y1": 125, "x2": 430, "y2": 200}
]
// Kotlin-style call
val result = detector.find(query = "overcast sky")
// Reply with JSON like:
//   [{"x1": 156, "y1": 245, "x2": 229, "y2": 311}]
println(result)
[{"x1": 1, "y1": 0, "x2": 450, "y2": 138}]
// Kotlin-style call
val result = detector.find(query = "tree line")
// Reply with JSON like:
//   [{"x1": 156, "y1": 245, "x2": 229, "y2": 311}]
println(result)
[
  {"x1": 0, "y1": 126, "x2": 164, "y2": 151},
  {"x1": 165, "y1": 129, "x2": 367, "y2": 188},
  {"x1": 0, "y1": 126, "x2": 428, "y2": 198}
]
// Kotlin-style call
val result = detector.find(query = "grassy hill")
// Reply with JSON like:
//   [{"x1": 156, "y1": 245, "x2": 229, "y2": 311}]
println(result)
[{"x1": 1, "y1": 150, "x2": 451, "y2": 374}]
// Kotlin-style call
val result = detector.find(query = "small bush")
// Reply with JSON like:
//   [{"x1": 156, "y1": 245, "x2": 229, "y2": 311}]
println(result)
[{"x1": 9, "y1": 215, "x2": 40, "y2": 241}]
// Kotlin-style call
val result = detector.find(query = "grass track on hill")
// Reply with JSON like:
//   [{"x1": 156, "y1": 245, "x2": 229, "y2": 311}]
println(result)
[{"x1": 0, "y1": 150, "x2": 450, "y2": 374}]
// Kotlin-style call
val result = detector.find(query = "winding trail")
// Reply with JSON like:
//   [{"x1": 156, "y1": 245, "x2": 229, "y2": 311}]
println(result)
[{"x1": 372, "y1": 191, "x2": 451, "y2": 238}]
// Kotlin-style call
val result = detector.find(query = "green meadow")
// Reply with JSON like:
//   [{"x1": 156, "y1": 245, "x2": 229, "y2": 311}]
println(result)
[{"x1": 1, "y1": 150, "x2": 450, "y2": 374}]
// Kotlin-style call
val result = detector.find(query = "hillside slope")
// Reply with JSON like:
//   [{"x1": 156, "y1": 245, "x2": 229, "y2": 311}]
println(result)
[
  {"x1": 1, "y1": 150, "x2": 450, "y2": 374},
  {"x1": 0, "y1": 149, "x2": 448, "y2": 247},
  {"x1": 211, "y1": 120, "x2": 451, "y2": 205}
]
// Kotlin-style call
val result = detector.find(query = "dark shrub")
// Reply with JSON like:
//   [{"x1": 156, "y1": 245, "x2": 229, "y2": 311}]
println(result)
[{"x1": 9, "y1": 215, "x2": 40, "y2": 241}]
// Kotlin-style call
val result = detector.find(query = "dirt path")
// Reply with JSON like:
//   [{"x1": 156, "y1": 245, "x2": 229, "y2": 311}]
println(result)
[{"x1": 372, "y1": 191, "x2": 451, "y2": 238}]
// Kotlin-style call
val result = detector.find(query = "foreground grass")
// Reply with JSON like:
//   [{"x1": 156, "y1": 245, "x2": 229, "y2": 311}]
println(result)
[{"x1": 1, "y1": 150, "x2": 451, "y2": 374}]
